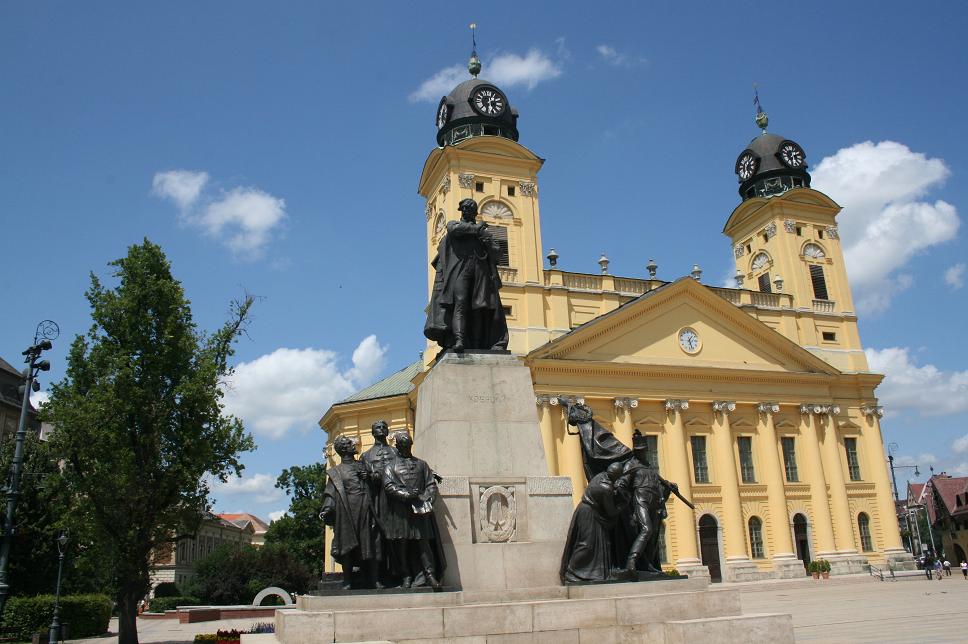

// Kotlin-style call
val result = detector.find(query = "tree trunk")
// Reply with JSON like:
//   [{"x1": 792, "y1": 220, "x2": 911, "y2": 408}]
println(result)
[{"x1": 117, "y1": 587, "x2": 141, "y2": 644}]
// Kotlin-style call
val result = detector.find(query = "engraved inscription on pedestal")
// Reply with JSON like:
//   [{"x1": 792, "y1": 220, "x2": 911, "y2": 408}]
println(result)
[{"x1": 479, "y1": 485, "x2": 516, "y2": 543}]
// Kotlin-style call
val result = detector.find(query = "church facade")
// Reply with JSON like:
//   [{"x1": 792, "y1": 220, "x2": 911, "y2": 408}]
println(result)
[{"x1": 318, "y1": 68, "x2": 909, "y2": 581}]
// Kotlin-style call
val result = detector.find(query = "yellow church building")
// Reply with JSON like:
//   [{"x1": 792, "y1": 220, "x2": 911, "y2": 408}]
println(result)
[{"x1": 319, "y1": 65, "x2": 909, "y2": 582}]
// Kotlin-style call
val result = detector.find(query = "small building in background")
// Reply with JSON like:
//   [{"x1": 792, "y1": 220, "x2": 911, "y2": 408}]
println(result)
[
  {"x1": 0, "y1": 356, "x2": 41, "y2": 442},
  {"x1": 218, "y1": 512, "x2": 270, "y2": 547},
  {"x1": 149, "y1": 512, "x2": 254, "y2": 592}
]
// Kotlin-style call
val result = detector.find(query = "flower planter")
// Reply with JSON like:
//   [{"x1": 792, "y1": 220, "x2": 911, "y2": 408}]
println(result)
[
  {"x1": 822, "y1": 572, "x2": 830, "y2": 579},
  {"x1": 811, "y1": 572, "x2": 820, "y2": 579}
]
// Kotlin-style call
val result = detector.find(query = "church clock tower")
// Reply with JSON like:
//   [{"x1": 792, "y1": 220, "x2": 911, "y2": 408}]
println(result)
[
  {"x1": 417, "y1": 51, "x2": 548, "y2": 359},
  {"x1": 723, "y1": 109, "x2": 867, "y2": 372}
]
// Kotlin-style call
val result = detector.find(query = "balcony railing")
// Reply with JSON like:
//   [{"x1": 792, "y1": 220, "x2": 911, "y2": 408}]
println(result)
[
  {"x1": 751, "y1": 292, "x2": 781, "y2": 308},
  {"x1": 813, "y1": 299, "x2": 835, "y2": 313},
  {"x1": 497, "y1": 266, "x2": 518, "y2": 284},
  {"x1": 614, "y1": 278, "x2": 648, "y2": 296},
  {"x1": 709, "y1": 287, "x2": 741, "y2": 305},
  {"x1": 564, "y1": 274, "x2": 603, "y2": 291}
]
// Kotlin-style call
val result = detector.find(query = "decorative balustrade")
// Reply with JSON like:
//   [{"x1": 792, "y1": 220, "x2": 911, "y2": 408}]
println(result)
[
  {"x1": 564, "y1": 274, "x2": 603, "y2": 291},
  {"x1": 613, "y1": 278, "x2": 647, "y2": 295},
  {"x1": 813, "y1": 299, "x2": 835, "y2": 313},
  {"x1": 750, "y1": 292, "x2": 781, "y2": 308},
  {"x1": 497, "y1": 266, "x2": 519, "y2": 284},
  {"x1": 710, "y1": 287, "x2": 741, "y2": 305}
]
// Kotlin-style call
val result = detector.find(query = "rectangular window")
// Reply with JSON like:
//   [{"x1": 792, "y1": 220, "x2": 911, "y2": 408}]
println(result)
[
  {"x1": 487, "y1": 226, "x2": 510, "y2": 266},
  {"x1": 818, "y1": 228, "x2": 825, "y2": 239},
  {"x1": 845, "y1": 437, "x2": 862, "y2": 481},
  {"x1": 796, "y1": 226, "x2": 803, "y2": 236},
  {"x1": 781, "y1": 437, "x2": 799, "y2": 482},
  {"x1": 641, "y1": 435, "x2": 660, "y2": 473},
  {"x1": 738, "y1": 436, "x2": 755, "y2": 483},
  {"x1": 822, "y1": 331, "x2": 837, "y2": 342},
  {"x1": 475, "y1": 181, "x2": 484, "y2": 192},
  {"x1": 757, "y1": 273, "x2": 772, "y2": 293},
  {"x1": 690, "y1": 436, "x2": 709, "y2": 484},
  {"x1": 809, "y1": 265, "x2": 829, "y2": 300},
  {"x1": 507, "y1": 185, "x2": 515, "y2": 197},
  {"x1": 502, "y1": 305, "x2": 512, "y2": 317},
  {"x1": 745, "y1": 243, "x2": 752, "y2": 254}
]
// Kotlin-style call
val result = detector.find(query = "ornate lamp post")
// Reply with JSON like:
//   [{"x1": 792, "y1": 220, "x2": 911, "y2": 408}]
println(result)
[
  {"x1": 48, "y1": 530, "x2": 69, "y2": 644},
  {"x1": 0, "y1": 320, "x2": 58, "y2": 620}
]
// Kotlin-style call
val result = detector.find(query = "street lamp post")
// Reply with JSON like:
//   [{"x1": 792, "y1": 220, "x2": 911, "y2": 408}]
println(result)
[
  {"x1": 0, "y1": 320, "x2": 58, "y2": 621},
  {"x1": 887, "y1": 443, "x2": 920, "y2": 554},
  {"x1": 48, "y1": 530, "x2": 69, "y2": 644}
]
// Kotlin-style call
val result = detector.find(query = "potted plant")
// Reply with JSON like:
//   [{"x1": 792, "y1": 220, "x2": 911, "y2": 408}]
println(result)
[
  {"x1": 808, "y1": 560, "x2": 820, "y2": 579},
  {"x1": 821, "y1": 559, "x2": 831, "y2": 579}
]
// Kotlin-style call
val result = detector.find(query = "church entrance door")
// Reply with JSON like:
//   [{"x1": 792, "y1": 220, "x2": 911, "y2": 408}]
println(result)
[
  {"x1": 698, "y1": 514, "x2": 722, "y2": 582},
  {"x1": 793, "y1": 513, "x2": 810, "y2": 574}
]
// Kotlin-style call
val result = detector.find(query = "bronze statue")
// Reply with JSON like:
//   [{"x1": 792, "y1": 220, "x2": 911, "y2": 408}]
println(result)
[
  {"x1": 382, "y1": 432, "x2": 445, "y2": 589},
  {"x1": 321, "y1": 435, "x2": 381, "y2": 589},
  {"x1": 560, "y1": 462, "x2": 627, "y2": 583},
  {"x1": 361, "y1": 420, "x2": 398, "y2": 583},
  {"x1": 424, "y1": 198, "x2": 509, "y2": 353},
  {"x1": 616, "y1": 431, "x2": 684, "y2": 574}
]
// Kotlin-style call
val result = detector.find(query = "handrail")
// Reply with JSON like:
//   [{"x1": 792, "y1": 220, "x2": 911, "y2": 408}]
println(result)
[{"x1": 869, "y1": 564, "x2": 884, "y2": 581}]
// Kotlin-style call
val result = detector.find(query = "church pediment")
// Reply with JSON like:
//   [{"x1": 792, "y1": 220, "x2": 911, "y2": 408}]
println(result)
[{"x1": 528, "y1": 277, "x2": 839, "y2": 376}]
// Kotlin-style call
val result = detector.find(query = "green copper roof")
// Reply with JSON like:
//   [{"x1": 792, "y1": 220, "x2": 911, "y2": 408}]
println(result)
[{"x1": 338, "y1": 360, "x2": 421, "y2": 404}]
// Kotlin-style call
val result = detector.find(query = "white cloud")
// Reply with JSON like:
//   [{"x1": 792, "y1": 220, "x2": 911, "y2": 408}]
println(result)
[
  {"x1": 223, "y1": 335, "x2": 389, "y2": 440},
  {"x1": 268, "y1": 510, "x2": 286, "y2": 522},
  {"x1": 199, "y1": 188, "x2": 286, "y2": 256},
  {"x1": 596, "y1": 44, "x2": 647, "y2": 67},
  {"x1": 944, "y1": 263, "x2": 966, "y2": 290},
  {"x1": 953, "y1": 435, "x2": 968, "y2": 454},
  {"x1": 811, "y1": 141, "x2": 960, "y2": 314},
  {"x1": 152, "y1": 170, "x2": 209, "y2": 211},
  {"x1": 866, "y1": 346, "x2": 968, "y2": 416},
  {"x1": 212, "y1": 472, "x2": 283, "y2": 504},
  {"x1": 409, "y1": 48, "x2": 562, "y2": 102},
  {"x1": 893, "y1": 452, "x2": 937, "y2": 467},
  {"x1": 152, "y1": 171, "x2": 286, "y2": 257},
  {"x1": 30, "y1": 390, "x2": 49, "y2": 408}
]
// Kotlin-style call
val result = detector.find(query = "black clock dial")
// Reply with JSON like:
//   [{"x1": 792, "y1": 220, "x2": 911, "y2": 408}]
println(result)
[
  {"x1": 736, "y1": 152, "x2": 759, "y2": 180},
  {"x1": 470, "y1": 87, "x2": 506, "y2": 117},
  {"x1": 778, "y1": 141, "x2": 806, "y2": 169},
  {"x1": 436, "y1": 99, "x2": 450, "y2": 129}
]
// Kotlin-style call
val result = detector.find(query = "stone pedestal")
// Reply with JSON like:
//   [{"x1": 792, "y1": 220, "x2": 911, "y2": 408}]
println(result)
[
  {"x1": 771, "y1": 555, "x2": 810, "y2": 579},
  {"x1": 722, "y1": 559, "x2": 763, "y2": 582},
  {"x1": 414, "y1": 352, "x2": 573, "y2": 591}
]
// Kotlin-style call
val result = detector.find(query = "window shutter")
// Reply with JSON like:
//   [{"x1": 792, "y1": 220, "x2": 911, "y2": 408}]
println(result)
[
  {"x1": 488, "y1": 226, "x2": 510, "y2": 267},
  {"x1": 757, "y1": 273, "x2": 772, "y2": 293},
  {"x1": 809, "y1": 264, "x2": 828, "y2": 300}
]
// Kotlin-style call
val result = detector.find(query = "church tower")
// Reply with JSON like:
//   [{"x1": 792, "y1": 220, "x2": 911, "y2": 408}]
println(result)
[
  {"x1": 723, "y1": 109, "x2": 868, "y2": 372},
  {"x1": 417, "y1": 48, "x2": 548, "y2": 358}
]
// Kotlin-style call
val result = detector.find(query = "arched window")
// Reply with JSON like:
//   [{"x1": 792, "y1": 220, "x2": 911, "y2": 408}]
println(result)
[
  {"x1": 858, "y1": 513, "x2": 874, "y2": 552},
  {"x1": 748, "y1": 516, "x2": 765, "y2": 558}
]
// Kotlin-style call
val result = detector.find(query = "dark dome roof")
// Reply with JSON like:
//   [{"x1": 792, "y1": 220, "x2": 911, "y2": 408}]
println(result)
[
  {"x1": 435, "y1": 77, "x2": 519, "y2": 146},
  {"x1": 735, "y1": 131, "x2": 811, "y2": 201}
]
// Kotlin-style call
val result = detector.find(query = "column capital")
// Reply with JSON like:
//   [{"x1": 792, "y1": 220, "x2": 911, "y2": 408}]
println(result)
[
  {"x1": 556, "y1": 394, "x2": 585, "y2": 407},
  {"x1": 712, "y1": 400, "x2": 736, "y2": 414},
  {"x1": 860, "y1": 404, "x2": 885, "y2": 419},
  {"x1": 757, "y1": 402, "x2": 781, "y2": 415},
  {"x1": 664, "y1": 399, "x2": 689, "y2": 412},
  {"x1": 799, "y1": 403, "x2": 841, "y2": 416},
  {"x1": 613, "y1": 397, "x2": 639, "y2": 409},
  {"x1": 535, "y1": 394, "x2": 553, "y2": 407}
]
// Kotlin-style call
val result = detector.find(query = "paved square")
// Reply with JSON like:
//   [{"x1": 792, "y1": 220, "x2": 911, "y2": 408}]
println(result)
[{"x1": 740, "y1": 575, "x2": 968, "y2": 643}]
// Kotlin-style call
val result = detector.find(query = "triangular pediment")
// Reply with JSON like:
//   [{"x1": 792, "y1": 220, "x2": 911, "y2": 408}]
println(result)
[{"x1": 529, "y1": 277, "x2": 839, "y2": 376}]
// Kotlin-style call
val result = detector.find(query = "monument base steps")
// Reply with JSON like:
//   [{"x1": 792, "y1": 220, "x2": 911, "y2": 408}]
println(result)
[{"x1": 274, "y1": 578, "x2": 793, "y2": 644}]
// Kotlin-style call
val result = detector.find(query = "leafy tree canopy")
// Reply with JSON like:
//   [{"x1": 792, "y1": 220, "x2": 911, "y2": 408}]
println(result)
[
  {"x1": 42, "y1": 240, "x2": 255, "y2": 644},
  {"x1": 264, "y1": 463, "x2": 326, "y2": 577}
]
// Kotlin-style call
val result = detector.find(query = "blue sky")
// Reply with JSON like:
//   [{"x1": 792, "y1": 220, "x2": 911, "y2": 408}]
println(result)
[{"x1": 2, "y1": 2, "x2": 966, "y2": 520}]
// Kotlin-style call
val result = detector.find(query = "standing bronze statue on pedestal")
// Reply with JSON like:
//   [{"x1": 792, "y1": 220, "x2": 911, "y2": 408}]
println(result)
[
  {"x1": 382, "y1": 432, "x2": 446, "y2": 589},
  {"x1": 361, "y1": 420, "x2": 398, "y2": 584},
  {"x1": 321, "y1": 436, "x2": 381, "y2": 589},
  {"x1": 424, "y1": 198, "x2": 509, "y2": 353}
]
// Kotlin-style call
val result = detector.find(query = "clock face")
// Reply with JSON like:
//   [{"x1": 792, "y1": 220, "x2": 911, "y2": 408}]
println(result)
[
  {"x1": 778, "y1": 141, "x2": 806, "y2": 169},
  {"x1": 678, "y1": 327, "x2": 701, "y2": 354},
  {"x1": 436, "y1": 99, "x2": 450, "y2": 129},
  {"x1": 736, "y1": 152, "x2": 759, "y2": 181},
  {"x1": 470, "y1": 86, "x2": 506, "y2": 117}
]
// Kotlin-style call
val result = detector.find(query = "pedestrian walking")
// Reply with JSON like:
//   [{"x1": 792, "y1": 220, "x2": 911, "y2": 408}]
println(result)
[
  {"x1": 961, "y1": 561, "x2": 967, "y2": 579},
  {"x1": 935, "y1": 559, "x2": 943, "y2": 580},
  {"x1": 944, "y1": 559, "x2": 952, "y2": 576},
  {"x1": 924, "y1": 555, "x2": 934, "y2": 580}
]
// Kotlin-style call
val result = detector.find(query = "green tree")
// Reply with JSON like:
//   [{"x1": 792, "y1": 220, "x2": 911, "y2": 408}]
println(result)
[
  {"x1": 42, "y1": 240, "x2": 255, "y2": 644},
  {"x1": 185, "y1": 543, "x2": 312, "y2": 604},
  {"x1": 263, "y1": 463, "x2": 326, "y2": 577}
]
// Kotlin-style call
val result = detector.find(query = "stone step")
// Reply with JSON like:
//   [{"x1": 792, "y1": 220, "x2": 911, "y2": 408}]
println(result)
[{"x1": 278, "y1": 587, "x2": 741, "y2": 643}]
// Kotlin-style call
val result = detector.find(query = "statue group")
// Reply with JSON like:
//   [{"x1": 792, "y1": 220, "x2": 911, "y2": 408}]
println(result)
[
  {"x1": 320, "y1": 421, "x2": 446, "y2": 590},
  {"x1": 559, "y1": 403, "x2": 691, "y2": 584}
]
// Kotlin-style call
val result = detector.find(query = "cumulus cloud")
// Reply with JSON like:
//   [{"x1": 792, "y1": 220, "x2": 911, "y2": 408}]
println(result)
[
  {"x1": 596, "y1": 44, "x2": 647, "y2": 67},
  {"x1": 811, "y1": 141, "x2": 960, "y2": 314},
  {"x1": 152, "y1": 170, "x2": 209, "y2": 211},
  {"x1": 152, "y1": 170, "x2": 286, "y2": 257},
  {"x1": 223, "y1": 335, "x2": 388, "y2": 439},
  {"x1": 944, "y1": 263, "x2": 965, "y2": 290},
  {"x1": 30, "y1": 390, "x2": 49, "y2": 408},
  {"x1": 409, "y1": 48, "x2": 562, "y2": 102},
  {"x1": 866, "y1": 346, "x2": 968, "y2": 416},
  {"x1": 953, "y1": 435, "x2": 968, "y2": 454},
  {"x1": 893, "y1": 452, "x2": 938, "y2": 467},
  {"x1": 212, "y1": 472, "x2": 283, "y2": 504},
  {"x1": 268, "y1": 510, "x2": 286, "y2": 522}
]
